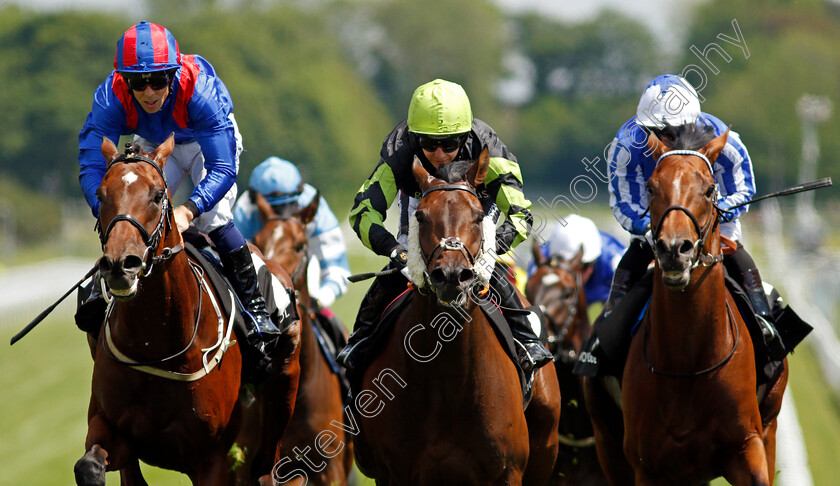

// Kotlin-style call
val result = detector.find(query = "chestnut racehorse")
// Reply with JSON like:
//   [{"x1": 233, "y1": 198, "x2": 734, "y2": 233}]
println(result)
[
  {"x1": 74, "y1": 136, "x2": 301, "y2": 486},
  {"x1": 526, "y1": 243, "x2": 608, "y2": 486},
  {"x1": 352, "y1": 149, "x2": 561, "y2": 485},
  {"x1": 248, "y1": 191, "x2": 353, "y2": 485},
  {"x1": 582, "y1": 126, "x2": 788, "y2": 485}
]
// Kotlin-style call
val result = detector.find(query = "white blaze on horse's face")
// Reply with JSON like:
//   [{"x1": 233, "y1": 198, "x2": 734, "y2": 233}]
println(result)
[{"x1": 122, "y1": 171, "x2": 139, "y2": 187}]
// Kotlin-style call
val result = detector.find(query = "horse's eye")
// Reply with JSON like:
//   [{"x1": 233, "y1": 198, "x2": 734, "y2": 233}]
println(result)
[
  {"x1": 153, "y1": 190, "x2": 164, "y2": 205},
  {"x1": 476, "y1": 212, "x2": 485, "y2": 224},
  {"x1": 646, "y1": 182, "x2": 653, "y2": 195},
  {"x1": 705, "y1": 186, "x2": 715, "y2": 199},
  {"x1": 294, "y1": 242, "x2": 305, "y2": 253},
  {"x1": 416, "y1": 210, "x2": 426, "y2": 223}
]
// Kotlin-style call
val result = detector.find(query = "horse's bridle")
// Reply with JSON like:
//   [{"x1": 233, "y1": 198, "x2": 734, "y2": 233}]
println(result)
[
  {"x1": 651, "y1": 150, "x2": 724, "y2": 269},
  {"x1": 418, "y1": 183, "x2": 484, "y2": 271},
  {"x1": 536, "y1": 256, "x2": 581, "y2": 363},
  {"x1": 97, "y1": 151, "x2": 183, "y2": 276}
]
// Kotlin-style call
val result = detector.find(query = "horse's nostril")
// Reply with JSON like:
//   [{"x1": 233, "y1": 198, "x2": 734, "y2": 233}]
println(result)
[
  {"x1": 655, "y1": 240, "x2": 669, "y2": 255},
  {"x1": 429, "y1": 268, "x2": 447, "y2": 286},
  {"x1": 122, "y1": 255, "x2": 143, "y2": 274},
  {"x1": 678, "y1": 239, "x2": 695, "y2": 255},
  {"x1": 458, "y1": 268, "x2": 474, "y2": 283},
  {"x1": 98, "y1": 257, "x2": 112, "y2": 274}
]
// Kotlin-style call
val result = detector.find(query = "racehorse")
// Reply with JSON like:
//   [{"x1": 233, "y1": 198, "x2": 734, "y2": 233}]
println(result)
[
  {"x1": 74, "y1": 135, "x2": 302, "y2": 486},
  {"x1": 526, "y1": 242, "x2": 608, "y2": 486},
  {"x1": 247, "y1": 190, "x2": 352, "y2": 485},
  {"x1": 352, "y1": 149, "x2": 561, "y2": 485},
  {"x1": 582, "y1": 127, "x2": 788, "y2": 485}
]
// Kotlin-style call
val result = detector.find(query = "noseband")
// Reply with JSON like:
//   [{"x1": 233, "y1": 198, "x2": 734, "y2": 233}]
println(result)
[
  {"x1": 97, "y1": 151, "x2": 182, "y2": 276},
  {"x1": 651, "y1": 150, "x2": 724, "y2": 269}
]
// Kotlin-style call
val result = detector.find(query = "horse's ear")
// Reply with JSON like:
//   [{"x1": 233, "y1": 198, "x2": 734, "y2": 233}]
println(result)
[
  {"x1": 570, "y1": 244, "x2": 585, "y2": 268},
  {"x1": 152, "y1": 133, "x2": 175, "y2": 168},
  {"x1": 252, "y1": 190, "x2": 277, "y2": 223},
  {"x1": 412, "y1": 156, "x2": 435, "y2": 192},
  {"x1": 101, "y1": 136, "x2": 120, "y2": 164},
  {"x1": 532, "y1": 238, "x2": 548, "y2": 266},
  {"x1": 700, "y1": 128, "x2": 729, "y2": 162},
  {"x1": 299, "y1": 190, "x2": 320, "y2": 225},
  {"x1": 466, "y1": 147, "x2": 490, "y2": 187},
  {"x1": 646, "y1": 130, "x2": 669, "y2": 161}
]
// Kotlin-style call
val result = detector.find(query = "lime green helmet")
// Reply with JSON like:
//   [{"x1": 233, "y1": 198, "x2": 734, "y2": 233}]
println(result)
[{"x1": 407, "y1": 79, "x2": 473, "y2": 135}]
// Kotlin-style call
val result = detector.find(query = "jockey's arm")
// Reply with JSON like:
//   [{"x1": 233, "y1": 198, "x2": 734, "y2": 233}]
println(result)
[
  {"x1": 607, "y1": 133, "x2": 651, "y2": 235},
  {"x1": 485, "y1": 156, "x2": 533, "y2": 251},
  {"x1": 712, "y1": 131, "x2": 756, "y2": 222},
  {"x1": 349, "y1": 160, "x2": 400, "y2": 256},
  {"x1": 187, "y1": 112, "x2": 239, "y2": 216},
  {"x1": 308, "y1": 194, "x2": 351, "y2": 307}
]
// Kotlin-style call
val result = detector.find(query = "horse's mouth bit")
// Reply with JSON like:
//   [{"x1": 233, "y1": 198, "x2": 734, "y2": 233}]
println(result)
[{"x1": 106, "y1": 277, "x2": 139, "y2": 299}]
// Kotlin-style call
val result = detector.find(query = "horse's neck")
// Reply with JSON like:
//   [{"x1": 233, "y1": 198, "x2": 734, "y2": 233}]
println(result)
[
  {"x1": 114, "y1": 237, "x2": 198, "y2": 346},
  {"x1": 650, "y1": 261, "x2": 731, "y2": 360},
  {"x1": 406, "y1": 292, "x2": 488, "y2": 369}
]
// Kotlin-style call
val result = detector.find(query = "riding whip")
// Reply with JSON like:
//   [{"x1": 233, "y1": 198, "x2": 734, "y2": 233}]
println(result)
[
  {"x1": 347, "y1": 267, "x2": 399, "y2": 283},
  {"x1": 9, "y1": 264, "x2": 98, "y2": 345},
  {"x1": 725, "y1": 177, "x2": 832, "y2": 211}
]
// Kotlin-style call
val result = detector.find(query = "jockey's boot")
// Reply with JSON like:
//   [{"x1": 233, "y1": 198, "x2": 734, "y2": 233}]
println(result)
[
  {"x1": 221, "y1": 244, "x2": 281, "y2": 350},
  {"x1": 742, "y1": 268, "x2": 787, "y2": 360},
  {"x1": 494, "y1": 274, "x2": 553, "y2": 374},
  {"x1": 75, "y1": 272, "x2": 107, "y2": 338},
  {"x1": 337, "y1": 275, "x2": 388, "y2": 371},
  {"x1": 601, "y1": 267, "x2": 634, "y2": 317}
]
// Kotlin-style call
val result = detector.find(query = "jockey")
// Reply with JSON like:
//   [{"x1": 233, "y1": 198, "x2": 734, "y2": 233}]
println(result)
[
  {"x1": 233, "y1": 156, "x2": 352, "y2": 310},
  {"x1": 337, "y1": 79, "x2": 553, "y2": 374},
  {"x1": 594, "y1": 74, "x2": 786, "y2": 361},
  {"x1": 77, "y1": 21, "x2": 281, "y2": 352},
  {"x1": 528, "y1": 214, "x2": 625, "y2": 307}
]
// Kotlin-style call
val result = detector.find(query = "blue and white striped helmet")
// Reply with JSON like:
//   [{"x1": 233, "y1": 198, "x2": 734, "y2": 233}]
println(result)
[{"x1": 636, "y1": 74, "x2": 701, "y2": 129}]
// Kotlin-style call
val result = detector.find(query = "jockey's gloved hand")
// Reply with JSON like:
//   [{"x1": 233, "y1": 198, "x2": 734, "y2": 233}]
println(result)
[
  {"x1": 643, "y1": 224, "x2": 655, "y2": 248},
  {"x1": 389, "y1": 245, "x2": 409, "y2": 270}
]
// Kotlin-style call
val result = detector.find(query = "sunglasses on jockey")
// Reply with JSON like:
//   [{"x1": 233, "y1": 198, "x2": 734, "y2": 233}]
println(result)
[
  {"x1": 121, "y1": 70, "x2": 176, "y2": 91},
  {"x1": 415, "y1": 133, "x2": 467, "y2": 153}
]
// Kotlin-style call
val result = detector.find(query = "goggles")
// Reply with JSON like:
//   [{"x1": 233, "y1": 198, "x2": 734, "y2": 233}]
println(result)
[
  {"x1": 121, "y1": 71, "x2": 174, "y2": 91},
  {"x1": 416, "y1": 133, "x2": 467, "y2": 153}
]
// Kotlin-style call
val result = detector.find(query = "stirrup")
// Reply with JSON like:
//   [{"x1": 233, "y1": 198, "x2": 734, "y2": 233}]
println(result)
[
  {"x1": 337, "y1": 340, "x2": 365, "y2": 370},
  {"x1": 757, "y1": 315, "x2": 787, "y2": 360},
  {"x1": 515, "y1": 340, "x2": 553, "y2": 373}
]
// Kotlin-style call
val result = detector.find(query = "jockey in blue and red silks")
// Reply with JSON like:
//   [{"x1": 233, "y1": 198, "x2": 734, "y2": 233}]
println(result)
[{"x1": 77, "y1": 21, "x2": 280, "y2": 352}]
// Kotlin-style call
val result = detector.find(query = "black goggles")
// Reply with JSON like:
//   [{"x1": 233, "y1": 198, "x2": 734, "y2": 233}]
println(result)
[
  {"x1": 122, "y1": 71, "x2": 174, "y2": 91},
  {"x1": 416, "y1": 133, "x2": 467, "y2": 152}
]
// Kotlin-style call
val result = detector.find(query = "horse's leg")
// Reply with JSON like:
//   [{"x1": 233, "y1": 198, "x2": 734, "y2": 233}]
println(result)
[
  {"x1": 75, "y1": 410, "x2": 134, "y2": 485},
  {"x1": 192, "y1": 448, "x2": 231, "y2": 486},
  {"x1": 759, "y1": 361, "x2": 787, "y2": 486},
  {"x1": 722, "y1": 435, "x2": 770, "y2": 486},
  {"x1": 523, "y1": 364, "x2": 561, "y2": 486},
  {"x1": 581, "y1": 377, "x2": 634, "y2": 486},
  {"x1": 255, "y1": 322, "x2": 302, "y2": 482},
  {"x1": 118, "y1": 457, "x2": 149, "y2": 486}
]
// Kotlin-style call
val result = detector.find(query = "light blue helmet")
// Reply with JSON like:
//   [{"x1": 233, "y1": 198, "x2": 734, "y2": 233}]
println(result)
[{"x1": 249, "y1": 156, "x2": 303, "y2": 206}]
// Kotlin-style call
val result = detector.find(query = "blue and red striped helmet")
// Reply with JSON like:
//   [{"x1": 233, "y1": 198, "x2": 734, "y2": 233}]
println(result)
[{"x1": 114, "y1": 21, "x2": 181, "y2": 73}]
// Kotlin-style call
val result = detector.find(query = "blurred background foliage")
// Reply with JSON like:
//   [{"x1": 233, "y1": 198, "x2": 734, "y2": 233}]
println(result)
[{"x1": 1, "y1": 0, "x2": 840, "y2": 250}]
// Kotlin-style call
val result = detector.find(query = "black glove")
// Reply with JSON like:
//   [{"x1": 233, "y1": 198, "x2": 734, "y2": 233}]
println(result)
[{"x1": 389, "y1": 245, "x2": 409, "y2": 270}]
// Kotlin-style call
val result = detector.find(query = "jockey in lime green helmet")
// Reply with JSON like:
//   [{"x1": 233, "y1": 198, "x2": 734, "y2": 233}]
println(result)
[{"x1": 338, "y1": 78, "x2": 553, "y2": 377}]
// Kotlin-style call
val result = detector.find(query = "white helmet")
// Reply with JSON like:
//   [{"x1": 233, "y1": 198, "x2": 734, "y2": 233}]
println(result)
[
  {"x1": 635, "y1": 74, "x2": 701, "y2": 129},
  {"x1": 548, "y1": 215, "x2": 602, "y2": 264}
]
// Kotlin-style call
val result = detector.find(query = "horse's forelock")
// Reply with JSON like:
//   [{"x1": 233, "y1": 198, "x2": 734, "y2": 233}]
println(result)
[
  {"x1": 657, "y1": 123, "x2": 715, "y2": 151},
  {"x1": 435, "y1": 160, "x2": 473, "y2": 184}
]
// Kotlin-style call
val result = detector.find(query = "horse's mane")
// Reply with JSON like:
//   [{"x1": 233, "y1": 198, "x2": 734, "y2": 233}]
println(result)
[
  {"x1": 435, "y1": 160, "x2": 473, "y2": 183},
  {"x1": 655, "y1": 123, "x2": 716, "y2": 151}
]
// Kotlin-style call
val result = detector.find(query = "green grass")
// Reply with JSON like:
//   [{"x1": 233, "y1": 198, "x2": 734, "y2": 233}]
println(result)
[{"x1": 1, "y1": 250, "x2": 838, "y2": 485}]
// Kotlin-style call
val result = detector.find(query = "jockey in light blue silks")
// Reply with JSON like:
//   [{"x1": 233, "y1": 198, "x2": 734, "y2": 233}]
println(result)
[
  {"x1": 528, "y1": 215, "x2": 626, "y2": 307},
  {"x1": 233, "y1": 157, "x2": 351, "y2": 310},
  {"x1": 77, "y1": 21, "x2": 281, "y2": 353}
]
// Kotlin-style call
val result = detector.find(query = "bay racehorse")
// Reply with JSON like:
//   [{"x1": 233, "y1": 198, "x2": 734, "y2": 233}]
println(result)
[
  {"x1": 246, "y1": 190, "x2": 352, "y2": 485},
  {"x1": 526, "y1": 242, "x2": 608, "y2": 486},
  {"x1": 74, "y1": 135, "x2": 302, "y2": 485},
  {"x1": 352, "y1": 148, "x2": 561, "y2": 485},
  {"x1": 582, "y1": 127, "x2": 788, "y2": 485}
]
